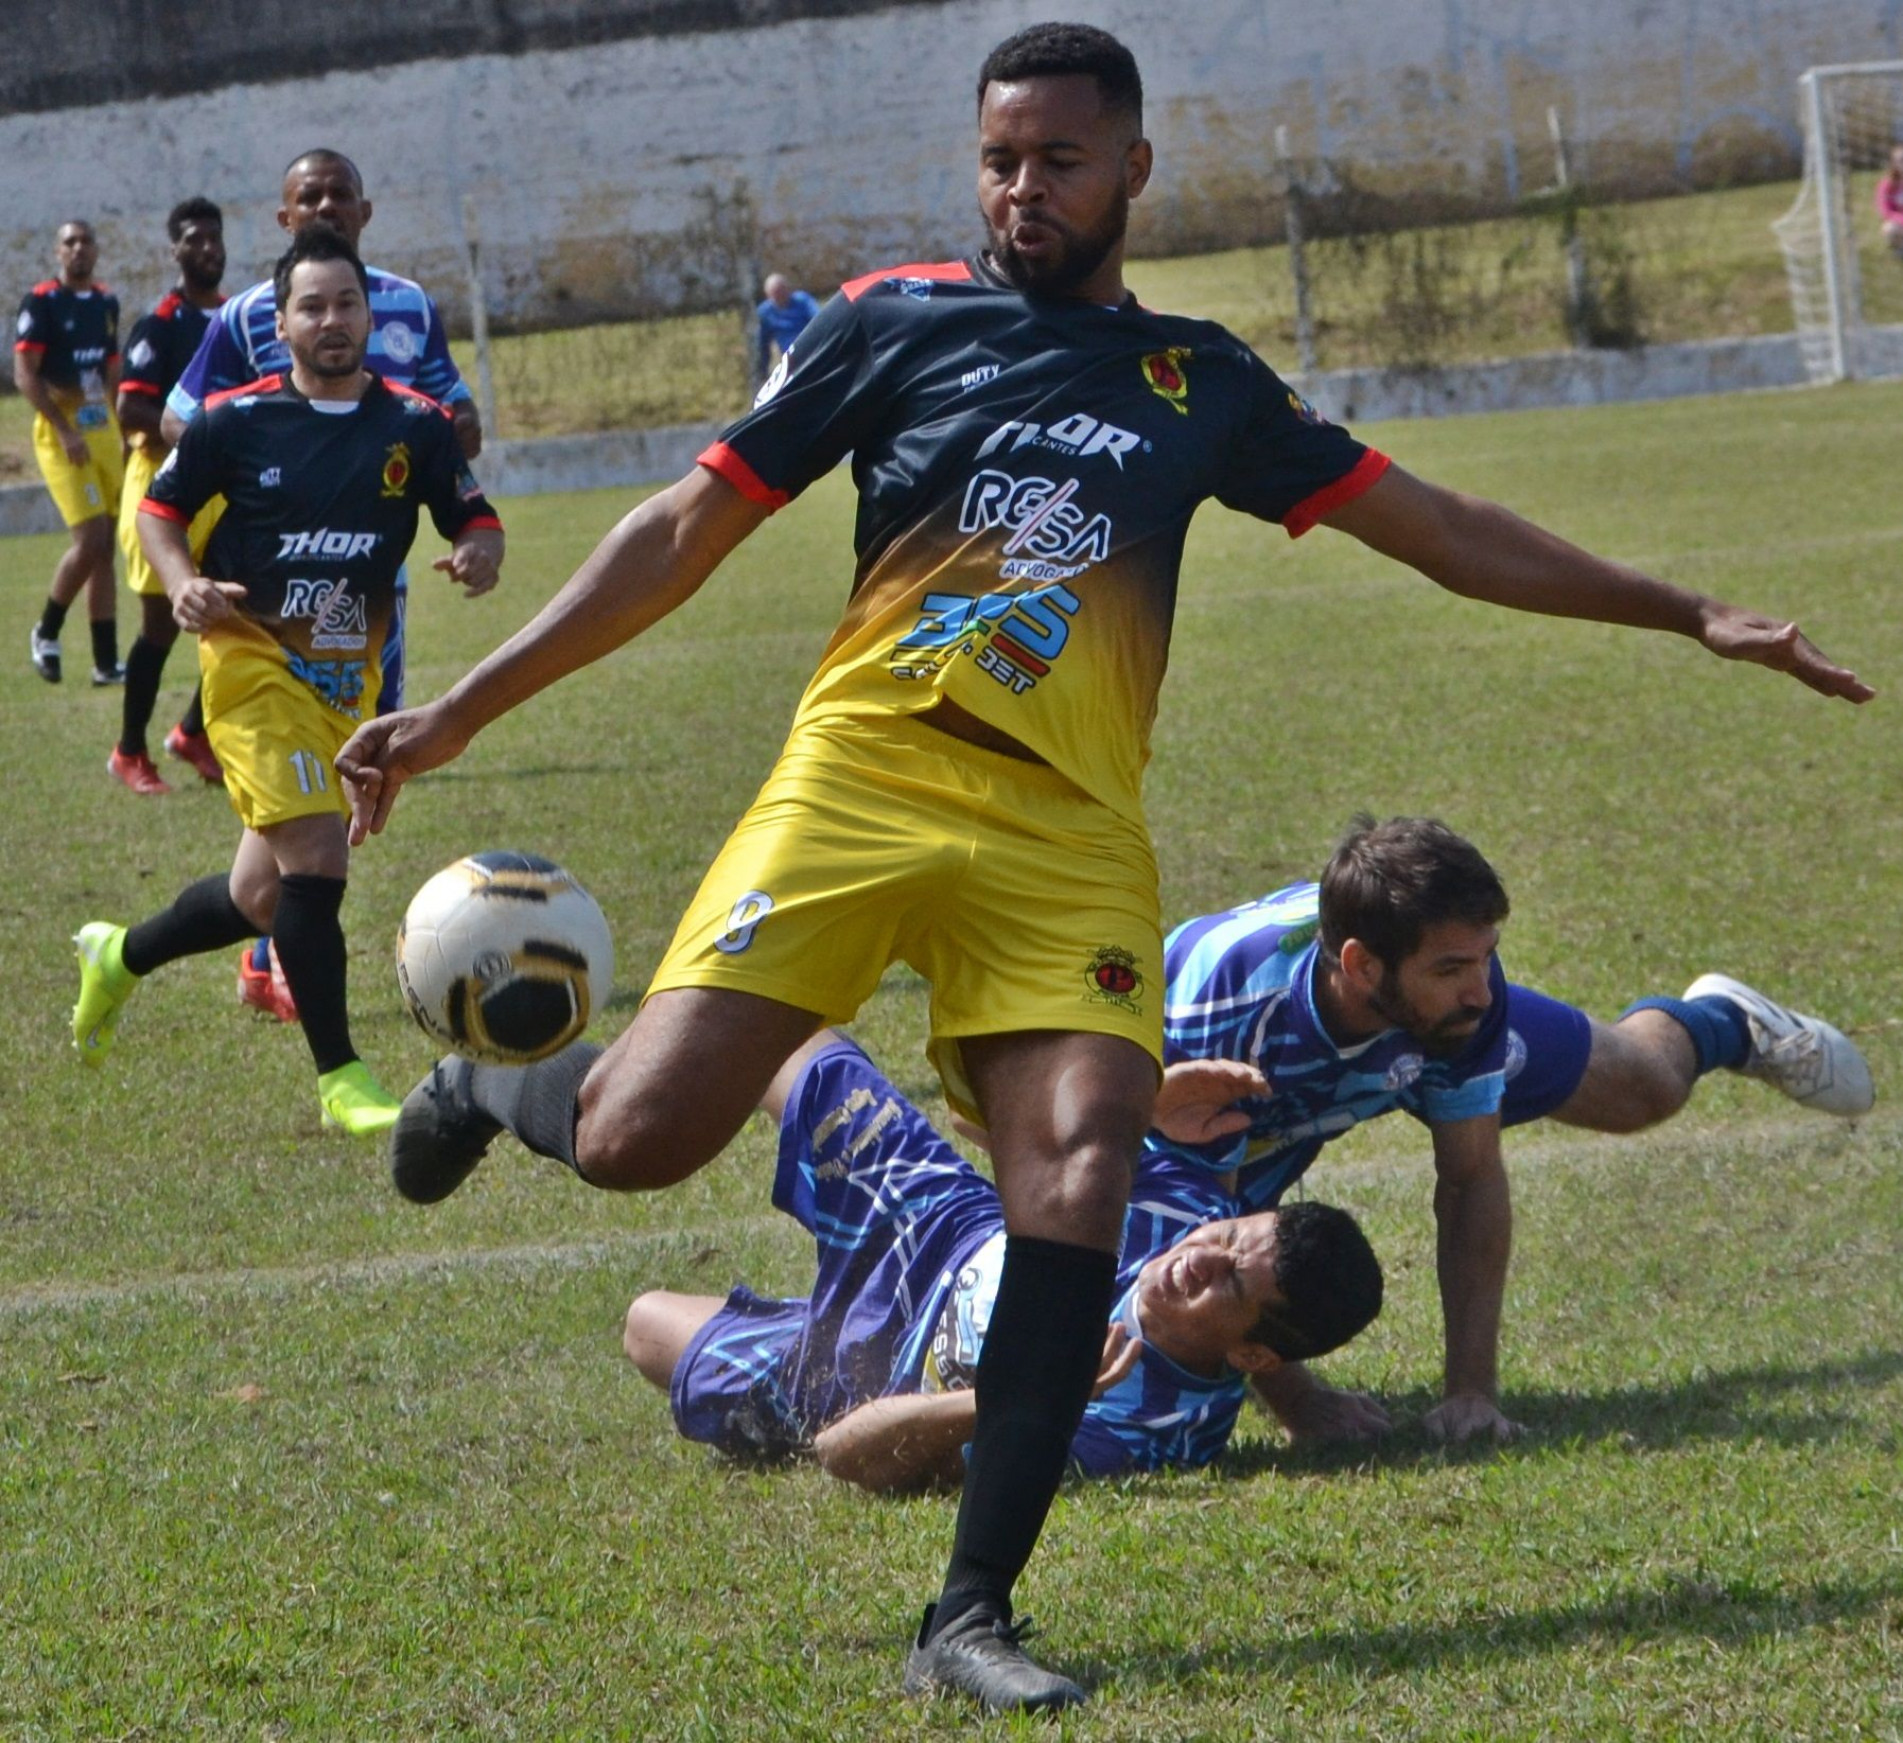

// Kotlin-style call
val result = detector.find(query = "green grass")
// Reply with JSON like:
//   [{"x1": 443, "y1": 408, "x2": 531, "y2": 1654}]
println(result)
[{"x1": 2, "y1": 377, "x2": 1900, "y2": 1735}]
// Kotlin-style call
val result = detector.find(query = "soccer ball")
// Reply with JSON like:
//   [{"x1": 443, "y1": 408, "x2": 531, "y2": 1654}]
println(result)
[{"x1": 396, "y1": 852, "x2": 615, "y2": 1065}]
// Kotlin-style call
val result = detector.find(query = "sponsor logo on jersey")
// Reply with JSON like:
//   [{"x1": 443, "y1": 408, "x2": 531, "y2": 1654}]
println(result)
[
  {"x1": 1085, "y1": 945, "x2": 1145, "y2": 1012},
  {"x1": 976, "y1": 411, "x2": 1145, "y2": 469},
  {"x1": 281, "y1": 577, "x2": 370, "y2": 649},
  {"x1": 959, "y1": 471, "x2": 1113, "y2": 565},
  {"x1": 259, "y1": 466, "x2": 282, "y2": 488},
  {"x1": 380, "y1": 442, "x2": 412, "y2": 499},
  {"x1": 127, "y1": 337, "x2": 155, "y2": 369},
  {"x1": 1141, "y1": 347, "x2": 1191, "y2": 414},
  {"x1": 15, "y1": 311, "x2": 30, "y2": 336},
  {"x1": 889, "y1": 580, "x2": 1081, "y2": 695},
  {"x1": 960, "y1": 363, "x2": 1000, "y2": 390},
  {"x1": 897, "y1": 278, "x2": 937, "y2": 300},
  {"x1": 754, "y1": 348, "x2": 791, "y2": 407},
  {"x1": 275, "y1": 528, "x2": 382, "y2": 561},
  {"x1": 380, "y1": 321, "x2": 418, "y2": 363}
]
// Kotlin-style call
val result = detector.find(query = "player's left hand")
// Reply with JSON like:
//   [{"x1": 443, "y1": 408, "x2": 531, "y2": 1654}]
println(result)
[
  {"x1": 1699, "y1": 604, "x2": 1873, "y2": 703},
  {"x1": 1422, "y1": 1392, "x2": 1524, "y2": 1445},
  {"x1": 436, "y1": 542, "x2": 501, "y2": 598},
  {"x1": 1152, "y1": 1058, "x2": 1270, "y2": 1144}
]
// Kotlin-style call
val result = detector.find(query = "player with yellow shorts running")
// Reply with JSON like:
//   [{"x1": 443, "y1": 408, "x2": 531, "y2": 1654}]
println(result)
[
  {"x1": 15, "y1": 218, "x2": 123, "y2": 687},
  {"x1": 109, "y1": 198, "x2": 230, "y2": 796},
  {"x1": 71, "y1": 227, "x2": 504, "y2": 1137}
]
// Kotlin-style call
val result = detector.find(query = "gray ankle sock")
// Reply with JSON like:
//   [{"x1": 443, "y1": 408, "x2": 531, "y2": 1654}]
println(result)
[{"x1": 468, "y1": 1042, "x2": 603, "y2": 1172}]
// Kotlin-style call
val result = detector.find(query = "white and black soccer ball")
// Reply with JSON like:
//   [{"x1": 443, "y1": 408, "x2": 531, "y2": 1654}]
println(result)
[{"x1": 397, "y1": 852, "x2": 614, "y2": 1065}]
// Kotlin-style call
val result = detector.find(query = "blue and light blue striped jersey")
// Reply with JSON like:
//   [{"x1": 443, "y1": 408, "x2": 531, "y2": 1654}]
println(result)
[
  {"x1": 670, "y1": 1038, "x2": 1254, "y2": 1478},
  {"x1": 1154, "y1": 882, "x2": 1510, "y2": 1210},
  {"x1": 165, "y1": 267, "x2": 470, "y2": 423}
]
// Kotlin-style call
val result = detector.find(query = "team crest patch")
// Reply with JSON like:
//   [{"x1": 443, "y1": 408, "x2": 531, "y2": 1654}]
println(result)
[
  {"x1": 380, "y1": 442, "x2": 412, "y2": 499},
  {"x1": 1286, "y1": 389, "x2": 1327, "y2": 425},
  {"x1": 1084, "y1": 945, "x2": 1145, "y2": 1012},
  {"x1": 1140, "y1": 348, "x2": 1191, "y2": 415}
]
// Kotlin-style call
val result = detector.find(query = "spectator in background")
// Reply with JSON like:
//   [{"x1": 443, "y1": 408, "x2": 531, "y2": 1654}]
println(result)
[
  {"x1": 1877, "y1": 144, "x2": 1903, "y2": 256},
  {"x1": 754, "y1": 272, "x2": 819, "y2": 387}
]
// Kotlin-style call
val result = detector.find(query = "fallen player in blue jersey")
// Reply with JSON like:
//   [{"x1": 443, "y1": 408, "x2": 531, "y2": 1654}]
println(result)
[
  {"x1": 623, "y1": 1030, "x2": 1384, "y2": 1490},
  {"x1": 1146, "y1": 814, "x2": 1874, "y2": 1448}
]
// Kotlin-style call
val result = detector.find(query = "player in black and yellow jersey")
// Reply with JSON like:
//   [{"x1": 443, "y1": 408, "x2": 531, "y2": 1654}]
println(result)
[
  {"x1": 71, "y1": 226, "x2": 504, "y2": 1137},
  {"x1": 337, "y1": 25, "x2": 1867, "y2": 1714},
  {"x1": 14, "y1": 219, "x2": 123, "y2": 686},
  {"x1": 110, "y1": 197, "x2": 229, "y2": 796}
]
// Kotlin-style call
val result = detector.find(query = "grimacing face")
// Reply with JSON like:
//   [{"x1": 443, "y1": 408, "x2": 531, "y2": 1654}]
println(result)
[
  {"x1": 1131, "y1": 1213, "x2": 1285, "y2": 1375},
  {"x1": 277, "y1": 258, "x2": 370, "y2": 381},
  {"x1": 977, "y1": 72, "x2": 1148, "y2": 298}
]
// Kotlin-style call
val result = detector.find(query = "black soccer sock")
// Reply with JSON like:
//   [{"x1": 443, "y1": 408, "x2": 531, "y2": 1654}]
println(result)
[
  {"x1": 272, "y1": 873, "x2": 353, "y2": 1076},
  {"x1": 37, "y1": 598, "x2": 68, "y2": 642},
  {"x1": 90, "y1": 616, "x2": 119, "y2": 674},
  {"x1": 119, "y1": 635, "x2": 171, "y2": 758},
  {"x1": 933, "y1": 1235, "x2": 1119, "y2": 1635},
  {"x1": 122, "y1": 873, "x2": 256, "y2": 976},
  {"x1": 178, "y1": 682, "x2": 207, "y2": 739},
  {"x1": 469, "y1": 1042, "x2": 603, "y2": 1173}
]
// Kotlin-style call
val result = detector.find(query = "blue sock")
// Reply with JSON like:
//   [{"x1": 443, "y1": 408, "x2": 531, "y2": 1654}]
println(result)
[
  {"x1": 251, "y1": 936, "x2": 272, "y2": 972},
  {"x1": 1620, "y1": 994, "x2": 1751, "y2": 1074}
]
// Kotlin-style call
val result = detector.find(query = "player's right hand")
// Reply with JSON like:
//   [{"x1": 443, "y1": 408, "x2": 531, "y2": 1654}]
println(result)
[
  {"x1": 1091, "y1": 1324, "x2": 1142, "y2": 1397},
  {"x1": 1151, "y1": 1058, "x2": 1270, "y2": 1144},
  {"x1": 59, "y1": 426, "x2": 88, "y2": 465},
  {"x1": 169, "y1": 577, "x2": 247, "y2": 634},
  {"x1": 335, "y1": 703, "x2": 470, "y2": 846}
]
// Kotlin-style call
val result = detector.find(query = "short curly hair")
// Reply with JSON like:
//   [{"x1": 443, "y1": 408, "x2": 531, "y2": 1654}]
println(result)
[{"x1": 977, "y1": 22, "x2": 1143, "y2": 126}]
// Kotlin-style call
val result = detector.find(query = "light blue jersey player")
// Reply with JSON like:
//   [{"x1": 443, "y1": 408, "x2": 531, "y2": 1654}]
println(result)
[
  {"x1": 1143, "y1": 818, "x2": 1873, "y2": 1449},
  {"x1": 162, "y1": 149, "x2": 480, "y2": 718},
  {"x1": 634, "y1": 1035, "x2": 1381, "y2": 1485}
]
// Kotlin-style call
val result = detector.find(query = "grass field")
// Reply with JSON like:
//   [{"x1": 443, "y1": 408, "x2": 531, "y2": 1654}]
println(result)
[{"x1": 2, "y1": 377, "x2": 1900, "y2": 1737}]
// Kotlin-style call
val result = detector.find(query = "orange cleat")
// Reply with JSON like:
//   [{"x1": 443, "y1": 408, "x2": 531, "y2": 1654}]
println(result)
[
  {"x1": 164, "y1": 725, "x2": 224, "y2": 784},
  {"x1": 237, "y1": 941, "x2": 300, "y2": 1024},
  {"x1": 107, "y1": 747, "x2": 172, "y2": 797}
]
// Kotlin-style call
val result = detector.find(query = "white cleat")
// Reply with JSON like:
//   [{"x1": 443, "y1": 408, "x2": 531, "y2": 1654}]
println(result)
[{"x1": 1683, "y1": 973, "x2": 1874, "y2": 1117}]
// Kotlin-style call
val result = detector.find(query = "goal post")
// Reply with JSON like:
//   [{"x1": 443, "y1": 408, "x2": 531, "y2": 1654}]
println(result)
[{"x1": 1774, "y1": 61, "x2": 1903, "y2": 383}]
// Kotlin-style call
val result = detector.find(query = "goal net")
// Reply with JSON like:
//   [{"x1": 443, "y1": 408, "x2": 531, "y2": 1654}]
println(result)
[{"x1": 1774, "y1": 62, "x2": 1903, "y2": 382}]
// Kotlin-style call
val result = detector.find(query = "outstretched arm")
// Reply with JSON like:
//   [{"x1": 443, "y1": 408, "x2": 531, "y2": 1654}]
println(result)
[
  {"x1": 336, "y1": 464, "x2": 769, "y2": 842},
  {"x1": 1424, "y1": 1113, "x2": 1524, "y2": 1445},
  {"x1": 1322, "y1": 465, "x2": 1871, "y2": 703}
]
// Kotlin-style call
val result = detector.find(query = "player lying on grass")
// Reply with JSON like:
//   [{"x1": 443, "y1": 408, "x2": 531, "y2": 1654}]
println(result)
[
  {"x1": 1140, "y1": 814, "x2": 1874, "y2": 1447},
  {"x1": 336, "y1": 22, "x2": 1868, "y2": 1715},
  {"x1": 70, "y1": 226, "x2": 503, "y2": 1135},
  {"x1": 622, "y1": 1031, "x2": 1384, "y2": 1491}
]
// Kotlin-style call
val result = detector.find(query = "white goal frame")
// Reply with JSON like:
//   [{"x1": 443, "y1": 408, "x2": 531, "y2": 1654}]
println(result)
[{"x1": 1774, "y1": 60, "x2": 1903, "y2": 383}]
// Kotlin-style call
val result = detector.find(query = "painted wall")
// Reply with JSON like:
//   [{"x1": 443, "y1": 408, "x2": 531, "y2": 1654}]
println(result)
[{"x1": 5, "y1": 0, "x2": 1899, "y2": 329}]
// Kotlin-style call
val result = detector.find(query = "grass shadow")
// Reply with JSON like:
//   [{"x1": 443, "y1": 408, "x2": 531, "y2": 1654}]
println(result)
[
  {"x1": 1088, "y1": 1569, "x2": 1903, "y2": 1690},
  {"x1": 1217, "y1": 1347, "x2": 1903, "y2": 1479}
]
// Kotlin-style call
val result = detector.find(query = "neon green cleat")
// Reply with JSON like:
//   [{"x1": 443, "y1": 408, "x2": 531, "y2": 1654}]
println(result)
[
  {"x1": 73, "y1": 922, "x2": 138, "y2": 1067},
  {"x1": 318, "y1": 1060, "x2": 404, "y2": 1135}
]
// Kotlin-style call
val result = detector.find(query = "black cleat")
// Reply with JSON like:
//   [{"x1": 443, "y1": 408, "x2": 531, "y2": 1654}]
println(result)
[
  {"x1": 389, "y1": 1057, "x2": 502, "y2": 1204},
  {"x1": 902, "y1": 1602, "x2": 1085, "y2": 1715}
]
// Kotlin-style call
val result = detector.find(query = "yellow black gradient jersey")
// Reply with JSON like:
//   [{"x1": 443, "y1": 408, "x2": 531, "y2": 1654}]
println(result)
[
  {"x1": 139, "y1": 373, "x2": 500, "y2": 721},
  {"x1": 699, "y1": 255, "x2": 1389, "y2": 824}
]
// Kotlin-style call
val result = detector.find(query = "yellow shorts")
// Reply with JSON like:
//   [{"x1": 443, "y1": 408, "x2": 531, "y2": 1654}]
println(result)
[
  {"x1": 647, "y1": 712, "x2": 1164, "y2": 1119},
  {"x1": 199, "y1": 619, "x2": 354, "y2": 831},
  {"x1": 33, "y1": 403, "x2": 124, "y2": 528},
  {"x1": 120, "y1": 446, "x2": 223, "y2": 596}
]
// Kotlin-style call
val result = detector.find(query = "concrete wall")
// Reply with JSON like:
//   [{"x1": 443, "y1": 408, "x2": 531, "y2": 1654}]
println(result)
[{"x1": 5, "y1": 1, "x2": 1901, "y2": 330}]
